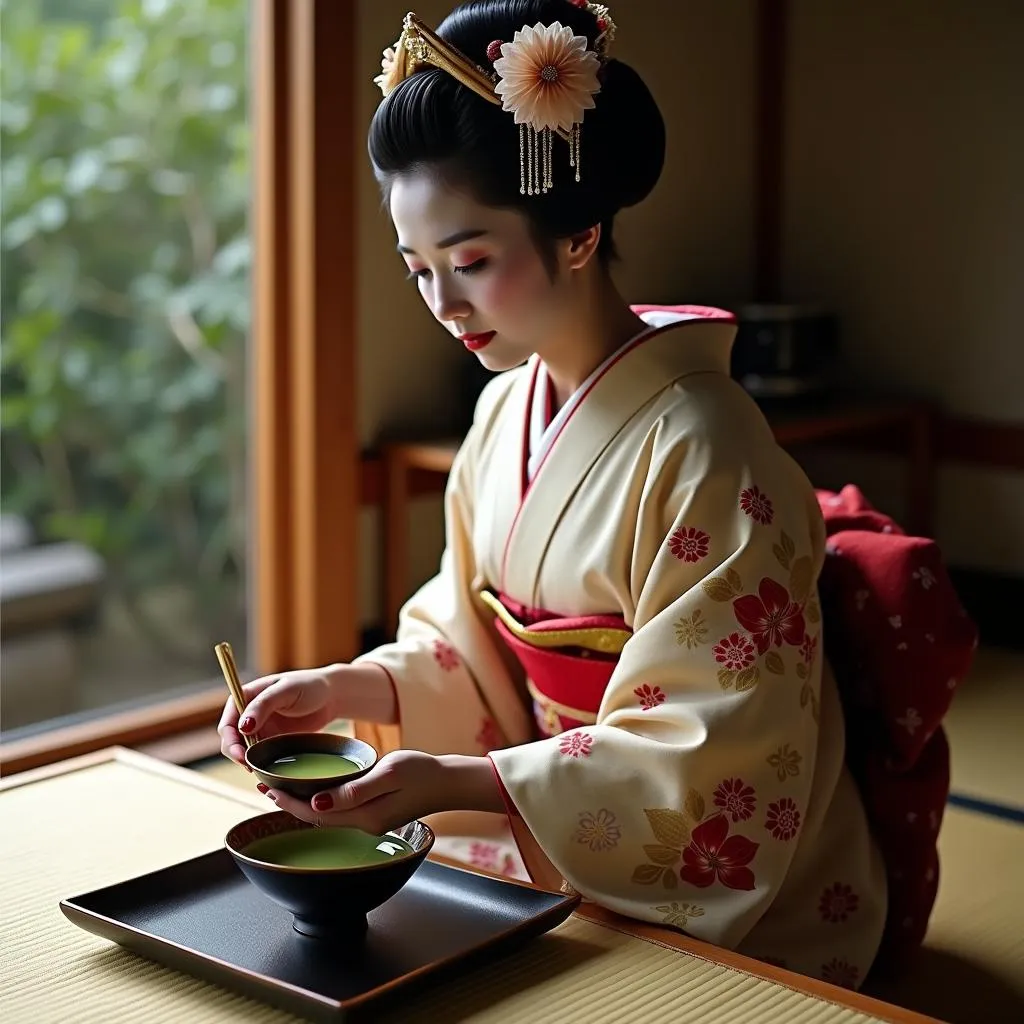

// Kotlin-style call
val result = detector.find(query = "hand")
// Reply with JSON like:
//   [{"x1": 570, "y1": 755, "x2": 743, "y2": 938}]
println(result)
[
  {"x1": 264, "y1": 751, "x2": 506, "y2": 835},
  {"x1": 217, "y1": 662, "x2": 396, "y2": 767}
]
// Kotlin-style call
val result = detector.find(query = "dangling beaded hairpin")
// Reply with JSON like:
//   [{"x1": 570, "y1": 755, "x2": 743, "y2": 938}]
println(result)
[{"x1": 374, "y1": 4, "x2": 617, "y2": 197}]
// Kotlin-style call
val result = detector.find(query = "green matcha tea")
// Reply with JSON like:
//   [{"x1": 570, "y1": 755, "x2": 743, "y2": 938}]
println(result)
[
  {"x1": 266, "y1": 752, "x2": 362, "y2": 779},
  {"x1": 244, "y1": 827, "x2": 414, "y2": 868}
]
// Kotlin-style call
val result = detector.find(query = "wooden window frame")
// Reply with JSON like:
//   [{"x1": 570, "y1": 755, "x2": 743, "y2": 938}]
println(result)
[{"x1": 0, "y1": 0, "x2": 360, "y2": 776}]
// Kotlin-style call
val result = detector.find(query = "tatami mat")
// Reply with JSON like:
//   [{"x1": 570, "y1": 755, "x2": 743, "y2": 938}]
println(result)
[
  {"x1": 3, "y1": 760, "x2": 895, "y2": 1024},
  {"x1": 943, "y1": 647, "x2": 1024, "y2": 810},
  {"x1": 866, "y1": 803, "x2": 1024, "y2": 1023}
]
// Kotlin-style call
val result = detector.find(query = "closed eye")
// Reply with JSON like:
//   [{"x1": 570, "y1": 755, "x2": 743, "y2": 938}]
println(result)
[{"x1": 453, "y1": 257, "x2": 488, "y2": 275}]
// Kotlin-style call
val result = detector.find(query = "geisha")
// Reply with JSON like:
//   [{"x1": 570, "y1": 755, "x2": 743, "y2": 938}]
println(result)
[{"x1": 220, "y1": 0, "x2": 973, "y2": 989}]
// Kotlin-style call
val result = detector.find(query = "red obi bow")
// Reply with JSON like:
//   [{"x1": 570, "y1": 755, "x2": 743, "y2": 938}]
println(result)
[{"x1": 816, "y1": 485, "x2": 977, "y2": 974}]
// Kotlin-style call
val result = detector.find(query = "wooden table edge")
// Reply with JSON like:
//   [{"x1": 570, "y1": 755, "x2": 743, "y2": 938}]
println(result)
[
  {"x1": 0, "y1": 745, "x2": 265, "y2": 811},
  {"x1": 4, "y1": 747, "x2": 944, "y2": 1024}
]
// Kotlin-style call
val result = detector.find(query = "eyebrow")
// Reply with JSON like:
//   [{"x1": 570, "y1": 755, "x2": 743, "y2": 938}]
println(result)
[{"x1": 397, "y1": 229, "x2": 488, "y2": 255}]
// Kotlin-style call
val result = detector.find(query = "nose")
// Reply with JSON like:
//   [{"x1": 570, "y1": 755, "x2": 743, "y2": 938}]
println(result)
[{"x1": 429, "y1": 276, "x2": 472, "y2": 325}]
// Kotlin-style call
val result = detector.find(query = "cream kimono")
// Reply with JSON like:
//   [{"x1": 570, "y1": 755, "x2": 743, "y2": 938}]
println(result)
[{"x1": 355, "y1": 310, "x2": 887, "y2": 987}]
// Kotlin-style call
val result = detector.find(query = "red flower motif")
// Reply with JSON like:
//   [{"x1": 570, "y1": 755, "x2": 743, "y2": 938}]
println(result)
[
  {"x1": 668, "y1": 526, "x2": 710, "y2": 563},
  {"x1": 634, "y1": 683, "x2": 666, "y2": 710},
  {"x1": 821, "y1": 958, "x2": 860, "y2": 989},
  {"x1": 559, "y1": 731, "x2": 594, "y2": 758},
  {"x1": 680, "y1": 814, "x2": 758, "y2": 891},
  {"x1": 468, "y1": 842, "x2": 502, "y2": 869},
  {"x1": 800, "y1": 633, "x2": 818, "y2": 666},
  {"x1": 432, "y1": 639, "x2": 460, "y2": 671},
  {"x1": 713, "y1": 778, "x2": 756, "y2": 822},
  {"x1": 475, "y1": 717, "x2": 503, "y2": 752},
  {"x1": 712, "y1": 632, "x2": 756, "y2": 671},
  {"x1": 733, "y1": 578, "x2": 806, "y2": 654},
  {"x1": 485, "y1": 39, "x2": 504, "y2": 62},
  {"x1": 467, "y1": 842, "x2": 516, "y2": 876},
  {"x1": 765, "y1": 797, "x2": 801, "y2": 841},
  {"x1": 819, "y1": 882, "x2": 860, "y2": 923},
  {"x1": 740, "y1": 485, "x2": 774, "y2": 525}
]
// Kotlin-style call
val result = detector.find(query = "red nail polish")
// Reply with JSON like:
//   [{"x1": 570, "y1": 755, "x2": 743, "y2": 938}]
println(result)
[
  {"x1": 239, "y1": 716, "x2": 255, "y2": 733},
  {"x1": 266, "y1": 791, "x2": 277, "y2": 802},
  {"x1": 312, "y1": 793, "x2": 333, "y2": 812},
  {"x1": 256, "y1": 783, "x2": 269, "y2": 794}
]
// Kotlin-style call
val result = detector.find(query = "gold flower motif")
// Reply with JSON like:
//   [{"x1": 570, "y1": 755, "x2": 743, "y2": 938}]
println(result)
[
  {"x1": 674, "y1": 609, "x2": 709, "y2": 649},
  {"x1": 493, "y1": 21, "x2": 601, "y2": 131},
  {"x1": 573, "y1": 808, "x2": 621, "y2": 852},
  {"x1": 655, "y1": 901, "x2": 705, "y2": 930},
  {"x1": 767, "y1": 743, "x2": 802, "y2": 782}
]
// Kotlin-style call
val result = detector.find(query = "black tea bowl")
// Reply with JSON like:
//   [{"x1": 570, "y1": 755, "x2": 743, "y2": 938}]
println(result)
[
  {"x1": 244, "y1": 732, "x2": 378, "y2": 801},
  {"x1": 225, "y1": 811, "x2": 434, "y2": 941}
]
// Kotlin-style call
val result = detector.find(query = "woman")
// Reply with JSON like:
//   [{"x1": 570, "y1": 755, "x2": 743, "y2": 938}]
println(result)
[{"x1": 219, "y1": 0, "x2": 887, "y2": 987}]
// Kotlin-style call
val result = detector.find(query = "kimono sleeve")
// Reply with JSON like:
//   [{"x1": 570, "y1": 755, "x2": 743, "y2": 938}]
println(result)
[
  {"x1": 353, "y1": 379, "x2": 533, "y2": 757},
  {"x1": 489, "y1": 437, "x2": 828, "y2": 949}
]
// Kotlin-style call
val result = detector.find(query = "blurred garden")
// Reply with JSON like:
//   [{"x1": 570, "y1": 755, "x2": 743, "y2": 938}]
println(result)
[{"x1": 1, "y1": 0, "x2": 250, "y2": 729}]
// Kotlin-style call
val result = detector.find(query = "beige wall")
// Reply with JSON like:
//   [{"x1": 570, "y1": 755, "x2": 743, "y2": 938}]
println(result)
[
  {"x1": 782, "y1": 0, "x2": 1024, "y2": 571},
  {"x1": 354, "y1": 0, "x2": 757, "y2": 625}
]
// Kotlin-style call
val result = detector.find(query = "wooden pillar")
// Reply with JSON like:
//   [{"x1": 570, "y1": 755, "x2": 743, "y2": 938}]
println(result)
[
  {"x1": 252, "y1": 0, "x2": 294, "y2": 673},
  {"x1": 253, "y1": 0, "x2": 360, "y2": 673}
]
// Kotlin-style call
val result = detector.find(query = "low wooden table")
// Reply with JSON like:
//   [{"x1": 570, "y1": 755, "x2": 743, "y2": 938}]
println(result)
[
  {"x1": 380, "y1": 398, "x2": 935, "y2": 632},
  {"x1": 0, "y1": 748, "x2": 935, "y2": 1024}
]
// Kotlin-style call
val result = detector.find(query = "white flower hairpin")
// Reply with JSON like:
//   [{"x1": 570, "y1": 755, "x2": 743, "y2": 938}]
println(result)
[{"x1": 492, "y1": 22, "x2": 601, "y2": 194}]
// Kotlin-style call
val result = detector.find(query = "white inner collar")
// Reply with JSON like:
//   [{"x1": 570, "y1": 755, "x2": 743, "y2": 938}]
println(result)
[{"x1": 526, "y1": 309, "x2": 702, "y2": 481}]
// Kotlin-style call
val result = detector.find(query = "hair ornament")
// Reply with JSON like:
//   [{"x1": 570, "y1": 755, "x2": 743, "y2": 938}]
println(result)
[{"x1": 375, "y1": 5, "x2": 617, "y2": 196}]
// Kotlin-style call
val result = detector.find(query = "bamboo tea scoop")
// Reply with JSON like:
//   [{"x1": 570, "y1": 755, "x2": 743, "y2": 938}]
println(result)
[{"x1": 214, "y1": 641, "x2": 255, "y2": 748}]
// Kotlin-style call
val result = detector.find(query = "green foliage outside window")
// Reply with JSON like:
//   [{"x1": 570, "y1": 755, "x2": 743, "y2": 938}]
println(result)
[{"x1": 1, "y1": 0, "x2": 249, "y2": 664}]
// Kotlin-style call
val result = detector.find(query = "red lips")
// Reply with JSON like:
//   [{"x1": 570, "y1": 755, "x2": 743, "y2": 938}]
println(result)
[{"x1": 459, "y1": 331, "x2": 495, "y2": 351}]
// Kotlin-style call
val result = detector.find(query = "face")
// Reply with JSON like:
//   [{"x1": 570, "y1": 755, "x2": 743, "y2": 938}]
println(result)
[{"x1": 390, "y1": 171, "x2": 574, "y2": 371}]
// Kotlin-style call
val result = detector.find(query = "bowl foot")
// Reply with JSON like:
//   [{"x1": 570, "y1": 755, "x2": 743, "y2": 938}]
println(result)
[{"x1": 292, "y1": 913, "x2": 368, "y2": 942}]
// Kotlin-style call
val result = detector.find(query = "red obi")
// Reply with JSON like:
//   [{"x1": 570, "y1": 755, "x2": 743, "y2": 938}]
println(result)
[
  {"x1": 816, "y1": 485, "x2": 976, "y2": 974},
  {"x1": 482, "y1": 485, "x2": 976, "y2": 975},
  {"x1": 478, "y1": 590, "x2": 629, "y2": 737}
]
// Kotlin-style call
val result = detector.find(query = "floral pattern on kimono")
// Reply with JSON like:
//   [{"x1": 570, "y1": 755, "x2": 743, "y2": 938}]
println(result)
[{"x1": 490, "y1": 433, "x2": 849, "y2": 955}]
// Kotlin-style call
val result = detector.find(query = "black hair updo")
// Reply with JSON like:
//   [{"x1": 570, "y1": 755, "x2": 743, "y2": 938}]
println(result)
[{"x1": 368, "y1": 0, "x2": 665, "y2": 266}]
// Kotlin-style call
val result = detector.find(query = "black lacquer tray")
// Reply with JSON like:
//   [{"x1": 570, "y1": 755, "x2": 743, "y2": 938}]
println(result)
[{"x1": 61, "y1": 850, "x2": 579, "y2": 1022}]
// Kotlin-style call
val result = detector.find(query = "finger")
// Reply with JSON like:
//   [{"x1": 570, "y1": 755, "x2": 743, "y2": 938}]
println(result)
[
  {"x1": 305, "y1": 793, "x2": 396, "y2": 835},
  {"x1": 238, "y1": 681, "x2": 308, "y2": 736},
  {"x1": 311, "y1": 768, "x2": 400, "y2": 817},
  {"x1": 218, "y1": 727, "x2": 252, "y2": 769},
  {"x1": 217, "y1": 676, "x2": 280, "y2": 731},
  {"x1": 267, "y1": 788, "x2": 317, "y2": 824},
  {"x1": 218, "y1": 679, "x2": 284, "y2": 767},
  {"x1": 220, "y1": 709, "x2": 323, "y2": 765},
  {"x1": 259, "y1": 710, "x2": 329, "y2": 736}
]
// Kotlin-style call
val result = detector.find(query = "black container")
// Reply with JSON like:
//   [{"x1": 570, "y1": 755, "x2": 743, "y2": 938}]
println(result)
[
  {"x1": 731, "y1": 304, "x2": 839, "y2": 400},
  {"x1": 225, "y1": 812, "x2": 434, "y2": 940}
]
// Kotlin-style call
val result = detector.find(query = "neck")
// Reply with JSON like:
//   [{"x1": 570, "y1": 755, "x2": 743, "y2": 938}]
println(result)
[{"x1": 540, "y1": 272, "x2": 646, "y2": 410}]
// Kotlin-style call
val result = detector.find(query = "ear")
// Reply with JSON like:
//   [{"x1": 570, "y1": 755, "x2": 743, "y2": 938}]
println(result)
[{"x1": 563, "y1": 224, "x2": 602, "y2": 271}]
